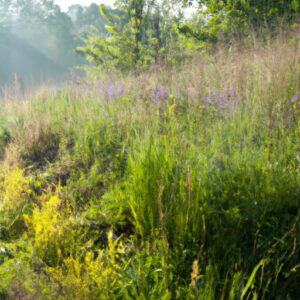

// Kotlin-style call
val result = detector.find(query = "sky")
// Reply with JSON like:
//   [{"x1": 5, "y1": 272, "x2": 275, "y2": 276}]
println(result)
[{"x1": 54, "y1": 0, "x2": 115, "y2": 12}]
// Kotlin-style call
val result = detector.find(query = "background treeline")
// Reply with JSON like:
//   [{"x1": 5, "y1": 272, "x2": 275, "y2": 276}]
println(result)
[{"x1": 1, "y1": 0, "x2": 300, "y2": 87}]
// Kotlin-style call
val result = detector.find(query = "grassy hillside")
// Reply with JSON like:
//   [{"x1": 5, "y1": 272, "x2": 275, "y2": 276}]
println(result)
[{"x1": 0, "y1": 34, "x2": 299, "y2": 299}]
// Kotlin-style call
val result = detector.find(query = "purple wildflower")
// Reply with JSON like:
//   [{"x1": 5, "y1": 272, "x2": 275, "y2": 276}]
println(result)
[
  {"x1": 151, "y1": 85, "x2": 169, "y2": 105},
  {"x1": 229, "y1": 87, "x2": 236, "y2": 96},
  {"x1": 213, "y1": 88, "x2": 219, "y2": 98},
  {"x1": 151, "y1": 94, "x2": 159, "y2": 105},
  {"x1": 203, "y1": 93, "x2": 212, "y2": 104},
  {"x1": 107, "y1": 84, "x2": 114, "y2": 100},
  {"x1": 201, "y1": 87, "x2": 239, "y2": 115},
  {"x1": 157, "y1": 86, "x2": 169, "y2": 100},
  {"x1": 219, "y1": 92, "x2": 228, "y2": 109},
  {"x1": 117, "y1": 85, "x2": 124, "y2": 96},
  {"x1": 291, "y1": 94, "x2": 300, "y2": 103}
]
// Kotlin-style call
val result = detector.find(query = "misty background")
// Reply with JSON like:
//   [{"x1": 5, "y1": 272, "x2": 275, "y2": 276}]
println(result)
[{"x1": 0, "y1": 0, "x2": 113, "y2": 90}]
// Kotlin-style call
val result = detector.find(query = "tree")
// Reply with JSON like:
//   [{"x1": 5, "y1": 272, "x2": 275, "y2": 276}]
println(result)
[
  {"x1": 77, "y1": 0, "x2": 186, "y2": 71},
  {"x1": 68, "y1": 3, "x2": 107, "y2": 33}
]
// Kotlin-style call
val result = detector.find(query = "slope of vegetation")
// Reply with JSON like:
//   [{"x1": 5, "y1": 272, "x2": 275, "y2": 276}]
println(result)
[{"x1": 0, "y1": 33, "x2": 299, "y2": 299}]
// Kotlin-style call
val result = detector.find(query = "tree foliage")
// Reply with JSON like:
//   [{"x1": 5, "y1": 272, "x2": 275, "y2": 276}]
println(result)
[
  {"x1": 68, "y1": 3, "x2": 108, "y2": 33},
  {"x1": 181, "y1": 0, "x2": 300, "y2": 41},
  {"x1": 77, "y1": 0, "x2": 185, "y2": 71}
]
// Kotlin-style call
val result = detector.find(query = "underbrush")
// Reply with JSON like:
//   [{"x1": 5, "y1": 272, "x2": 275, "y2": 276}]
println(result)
[{"x1": 0, "y1": 35, "x2": 300, "y2": 299}]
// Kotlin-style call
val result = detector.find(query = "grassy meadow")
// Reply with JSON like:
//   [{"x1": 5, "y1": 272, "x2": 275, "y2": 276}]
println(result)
[{"x1": 0, "y1": 34, "x2": 300, "y2": 299}]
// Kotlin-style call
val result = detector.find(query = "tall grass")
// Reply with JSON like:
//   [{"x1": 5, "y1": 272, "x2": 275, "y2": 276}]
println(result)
[{"x1": 0, "y1": 33, "x2": 299, "y2": 299}]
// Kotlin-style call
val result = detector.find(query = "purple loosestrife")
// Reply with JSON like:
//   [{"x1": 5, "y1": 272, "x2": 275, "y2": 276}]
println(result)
[
  {"x1": 203, "y1": 88, "x2": 218, "y2": 105},
  {"x1": 107, "y1": 84, "x2": 114, "y2": 100},
  {"x1": 117, "y1": 85, "x2": 124, "y2": 97},
  {"x1": 151, "y1": 94, "x2": 159, "y2": 105},
  {"x1": 202, "y1": 87, "x2": 239, "y2": 115},
  {"x1": 213, "y1": 88, "x2": 219, "y2": 98},
  {"x1": 291, "y1": 94, "x2": 300, "y2": 103},
  {"x1": 203, "y1": 93, "x2": 212, "y2": 104},
  {"x1": 218, "y1": 92, "x2": 228, "y2": 109},
  {"x1": 151, "y1": 85, "x2": 169, "y2": 105},
  {"x1": 229, "y1": 88, "x2": 239, "y2": 112},
  {"x1": 229, "y1": 87, "x2": 236, "y2": 97},
  {"x1": 285, "y1": 93, "x2": 300, "y2": 110}
]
